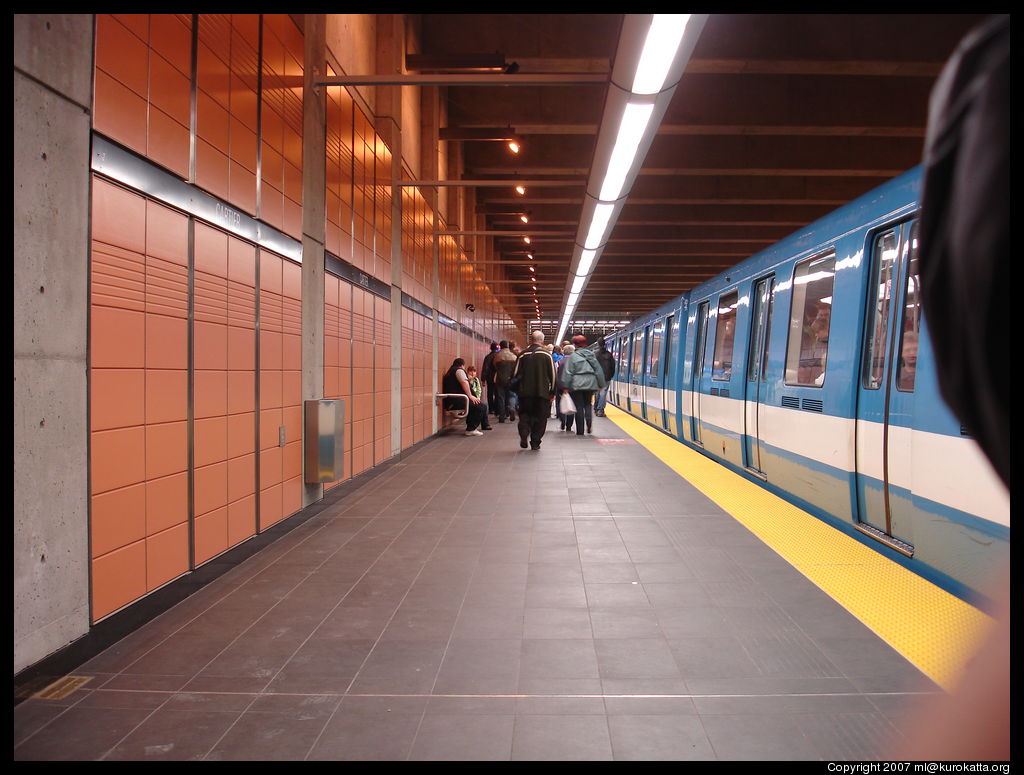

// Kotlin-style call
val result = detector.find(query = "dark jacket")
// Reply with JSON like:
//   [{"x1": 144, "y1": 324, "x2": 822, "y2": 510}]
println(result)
[
  {"x1": 512, "y1": 344, "x2": 556, "y2": 398},
  {"x1": 596, "y1": 347, "x2": 616, "y2": 381},
  {"x1": 481, "y1": 350, "x2": 498, "y2": 383},
  {"x1": 493, "y1": 349, "x2": 517, "y2": 387}
]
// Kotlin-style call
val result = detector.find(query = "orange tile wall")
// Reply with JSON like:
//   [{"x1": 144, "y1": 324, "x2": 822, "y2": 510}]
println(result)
[
  {"x1": 258, "y1": 251, "x2": 303, "y2": 528},
  {"x1": 91, "y1": 13, "x2": 519, "y2": 620},
  {"x1": 260, "y1": 14, "x2": 304, "y2": 239},
  {"x1": 94, "y1": 14, "x2": 193, "y2": 179},
  {"x1": 195, "y1": 14, "x2": 260, "y2": 215},
  {"x1": 192, "y1": 223, "x2": 258, "y2": 564},
  {"x1": 91, "y1": 179, "x2": 191, "y2": 620}
]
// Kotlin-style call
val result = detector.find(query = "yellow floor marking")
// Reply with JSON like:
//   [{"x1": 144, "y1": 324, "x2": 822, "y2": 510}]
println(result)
[{"x1": 603, "y1": 405, "x2": 995, "y2": 692}]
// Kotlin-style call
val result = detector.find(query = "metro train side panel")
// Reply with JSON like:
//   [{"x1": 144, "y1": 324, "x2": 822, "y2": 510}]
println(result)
[{"x1": 606, "y1": 167, "x2": 1010, "y2": 607}]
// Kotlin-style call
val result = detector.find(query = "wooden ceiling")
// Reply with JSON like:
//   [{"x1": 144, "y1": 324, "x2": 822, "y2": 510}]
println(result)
[{"x1": 417, "y1": 13, "x2": 987, "y2": 333}]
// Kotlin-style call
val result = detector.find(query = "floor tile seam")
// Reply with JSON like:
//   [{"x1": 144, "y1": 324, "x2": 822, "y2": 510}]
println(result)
[
  {"x1": 13, "y1": 686, "x2": 167, "y2": 757},
  {"x1": 100, "y1": 504, "x2": 389, "y2": 683},
  {"x1": 408, "y1": 532, "x2": 506, "y2": 760},
  {"x1": 108, "y1": 501, "x2": 401, "y2": 690},
  {"x1": 306, "y1": 513, "x2": 471, "y2": 762},
  {"x1": 62, "y1": 687, "x2": 944, "y2": 701},
  {"x1": 160, "y1": 507, "x2": 450, "y2": 748}
]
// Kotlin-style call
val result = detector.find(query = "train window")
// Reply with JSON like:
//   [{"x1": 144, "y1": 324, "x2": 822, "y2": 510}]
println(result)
[
  {"x1": 648, "y1": 320, "x2": 664, "y2": 380},
  {"x1": 785, "y1": 252, "x2": 836, "y2": 387},
  {"x1": 663, "y1": 315, "x2": 674, "y2": 380},
  {"x1": 631, "y1": 331, "x2": 643, "y2": 377},
  {"x1": 712, "y1": 291, "x2": 738, "y2": 381},
  {"x1": 618, "y1": 336, "x2": 628, "y2": 377},
  {"x1": 896, "y1": 223, "x2": 921, "y2": 391},
  {"x1": 863, "y1": 230, "x2": 898, "y2": 389},
  {"x1": 747, "y1": 277, "x2": 775, "y2": 382},
  {"x1": 694, "y1": 301, "x2": 710, "y2": 382}
]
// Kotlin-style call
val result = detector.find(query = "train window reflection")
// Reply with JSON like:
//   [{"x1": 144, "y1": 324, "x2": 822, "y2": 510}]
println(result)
[
  {"x1": 785, "y1": 253, "x2": 835, "y2": 387},
  {"x1": 648, "y1": 321, "x2": 664, "y2": 380},
  {"x1": 864, "y1": 231, "x2": 897, "y2": 389},
  {"x1": 712, "y1": 291, "x2": 738, "y2": 381},
  {"x1": 896, "y1": 223, "x2": 921, "y2": 392}
]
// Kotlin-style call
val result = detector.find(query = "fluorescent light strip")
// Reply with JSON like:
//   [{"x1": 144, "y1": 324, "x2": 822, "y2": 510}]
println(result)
[
  {"x1": 632, "y1": 14, "x2": 692, "y2": 95},
  {"x1": 584, "y1": 203, "x2": 615, "y2": 250},
  {"x1": 598, "y1": 102, "x2": 655, "y2": 201},
  {"x1": 576, "y1": 249, "x2": 597, "y2": 277},
  {"x1": 570, "y1": 275, "x2": 586, "y2": 295}
]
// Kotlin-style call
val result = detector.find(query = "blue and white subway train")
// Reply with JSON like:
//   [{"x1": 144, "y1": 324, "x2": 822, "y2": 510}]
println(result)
[{"x1": 606, "y1": 166, "x2": 1009, "y2": 608}]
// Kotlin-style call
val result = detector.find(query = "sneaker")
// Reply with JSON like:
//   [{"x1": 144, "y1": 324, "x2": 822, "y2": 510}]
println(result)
[
  {"x1": 519, "y1": 439, "x2": 528, "y2": 448},
  {"x1": 465, "y1": 430, "x2": 483, "y2": 436}
]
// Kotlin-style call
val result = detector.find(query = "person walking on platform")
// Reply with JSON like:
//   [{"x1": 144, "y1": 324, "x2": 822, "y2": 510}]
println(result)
[
  {"x1": 593, "y1": 337, "x2": 616, "y2": 417},
  {"x1": 492, "y1": 340, "x2": 518, "y2": 422},
  {"x1": 562, "y1": 334, "x2": 606, "y2": 435},
  {"x1": 512, "y1": 330, "x2": 556, "y2": 450},
  {"x1": 555, "y1": 343, "x2": 574, "y2": 429},
  {"x1": 480, "y1": 342, "x2": 499, "y2": 416}
]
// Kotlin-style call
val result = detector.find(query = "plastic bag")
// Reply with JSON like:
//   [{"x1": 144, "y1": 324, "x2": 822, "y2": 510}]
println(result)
[{"x1": 559, "y1": 392, "x2": 576, "y2": 414}]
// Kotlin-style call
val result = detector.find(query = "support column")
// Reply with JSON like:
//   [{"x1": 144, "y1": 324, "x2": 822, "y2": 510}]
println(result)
[
  {"x1": 420, "y1": 80, "x2": 443, "y2": 436},
  {"x1": 375, "y1": 14, "x2": 406, "y2": 458},
  {"x1": 301, "y1": 14, "x2": 326, "y2": 506},
  {"x1": 14, "y1": 14, "x2": 94, "y2": 674}
]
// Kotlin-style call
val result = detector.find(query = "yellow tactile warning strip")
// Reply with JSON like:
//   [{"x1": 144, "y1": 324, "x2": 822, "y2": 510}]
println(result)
[{"x1": 603, "y1": 405, "x2": 995, "y2": 693}]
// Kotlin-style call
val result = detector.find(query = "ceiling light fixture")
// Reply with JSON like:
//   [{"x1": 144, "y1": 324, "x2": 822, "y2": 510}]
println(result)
[
  {"x1": 598, "y1": 102, "x2": 655, "y2": 201},
  {"x1": 515, "y1": 185, "x2": 526, "y2": 196},
  {"x1": 632, "y1": 15, "x2": 693, "y2": 94},
  {"x1": 555, "y1": 13, "x2": 707, "y2": 346}
]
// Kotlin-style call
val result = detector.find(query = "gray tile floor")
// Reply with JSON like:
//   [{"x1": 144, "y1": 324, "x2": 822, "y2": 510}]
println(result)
[{"x1": 14, "y1": 414, "x2": 942, "y2": 760}]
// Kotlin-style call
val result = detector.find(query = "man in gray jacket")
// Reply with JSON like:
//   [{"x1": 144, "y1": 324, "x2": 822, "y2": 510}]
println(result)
[
  {"x1": 512, "y1": 330, "x2": 557, "y2": 450},
  {"x1": 561, "y1": 334, "x2": 606, "y2": 435}
]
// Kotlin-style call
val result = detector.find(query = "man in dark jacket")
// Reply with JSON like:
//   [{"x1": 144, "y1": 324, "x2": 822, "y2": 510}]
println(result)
[
  {"x1": 593, "y1": 337, "x2": 616, "y2": 417},
  {"x1": 480, "y1": 342, "x2": 500, "y2": 416},
  {"x1": 512, "y1": 330, "x2": 556, "y2": 450},
  {"x1": 492, "y1": 340, "x2": 518, "y2": 422}
]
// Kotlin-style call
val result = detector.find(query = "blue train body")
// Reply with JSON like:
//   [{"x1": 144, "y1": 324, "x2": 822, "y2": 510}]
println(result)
[{"x1": 607, "y1": 167, "x2": 1009, "y2": 609}]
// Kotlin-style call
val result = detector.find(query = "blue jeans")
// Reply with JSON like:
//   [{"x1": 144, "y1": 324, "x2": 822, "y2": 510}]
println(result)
[{"x1": 594, "y1": 387, "x2": 608, "y2": 414}]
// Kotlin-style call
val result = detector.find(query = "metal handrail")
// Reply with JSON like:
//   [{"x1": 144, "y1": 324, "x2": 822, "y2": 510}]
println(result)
[{"x1": 435, "y1": 393, "x2": 470, "y2": 419}]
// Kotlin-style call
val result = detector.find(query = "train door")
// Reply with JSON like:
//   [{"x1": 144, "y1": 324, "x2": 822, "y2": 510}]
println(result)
[
  {"x1": 627, "y1": 329, "x2": 645, "y2": 414},
  {"x1": 689, "y1": 301, "x2": 710, "y2": 445},
  {"x1": 645, "y1": 319, "x2": 665, "y2": 428},
  {"x1": 615, "y1": 335, "x2": 628, "y2": 407},
  {"x1": 663, "y1": 314, "x2": 676, "y2": 434},
  {"x1": 743, "y1": 276, "x2": 774, "y2": 477},
  {"x1": 854, "y1": 221, "x2": 920, "y2": 556},
  {"x1": 639, "y1": 325, "x2": 652, "y2": 419}
]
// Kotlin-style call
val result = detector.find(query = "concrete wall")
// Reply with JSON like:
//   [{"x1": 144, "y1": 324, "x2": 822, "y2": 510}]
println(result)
[{"x1": 13, "y1": 14, "x2": 95, "y2": 674}]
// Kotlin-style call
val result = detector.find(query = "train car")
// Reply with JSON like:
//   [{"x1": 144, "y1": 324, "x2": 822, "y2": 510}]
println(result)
[{"x1": 607, "y1": 167, "x2": 1009, "y2": 608}]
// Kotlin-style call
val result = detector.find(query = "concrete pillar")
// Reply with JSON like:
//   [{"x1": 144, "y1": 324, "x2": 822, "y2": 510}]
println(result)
[
  {"x1": 301, "y1": 14, "x2": 326, "y2": 506},
  {"x1": 375, "y1": 14, "x2": 405, "y2": 458},
  {"x1": 13, "y1": 14, "x2": 94, "y2": 674}
]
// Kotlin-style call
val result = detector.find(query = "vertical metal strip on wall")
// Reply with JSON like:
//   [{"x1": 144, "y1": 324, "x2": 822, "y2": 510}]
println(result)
[
  {"x1": 254, "y1": 248, "x2": 262, "y2": 531},
  {"x1": 255, "y1": 14, "x2": 264, "y2": 220},
  {"x1": 186, "y1": 217, "x2": 196, "y2": 570},
  {"x1": 188, "y1": 15, "x2": 198, "y2": 185}
]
